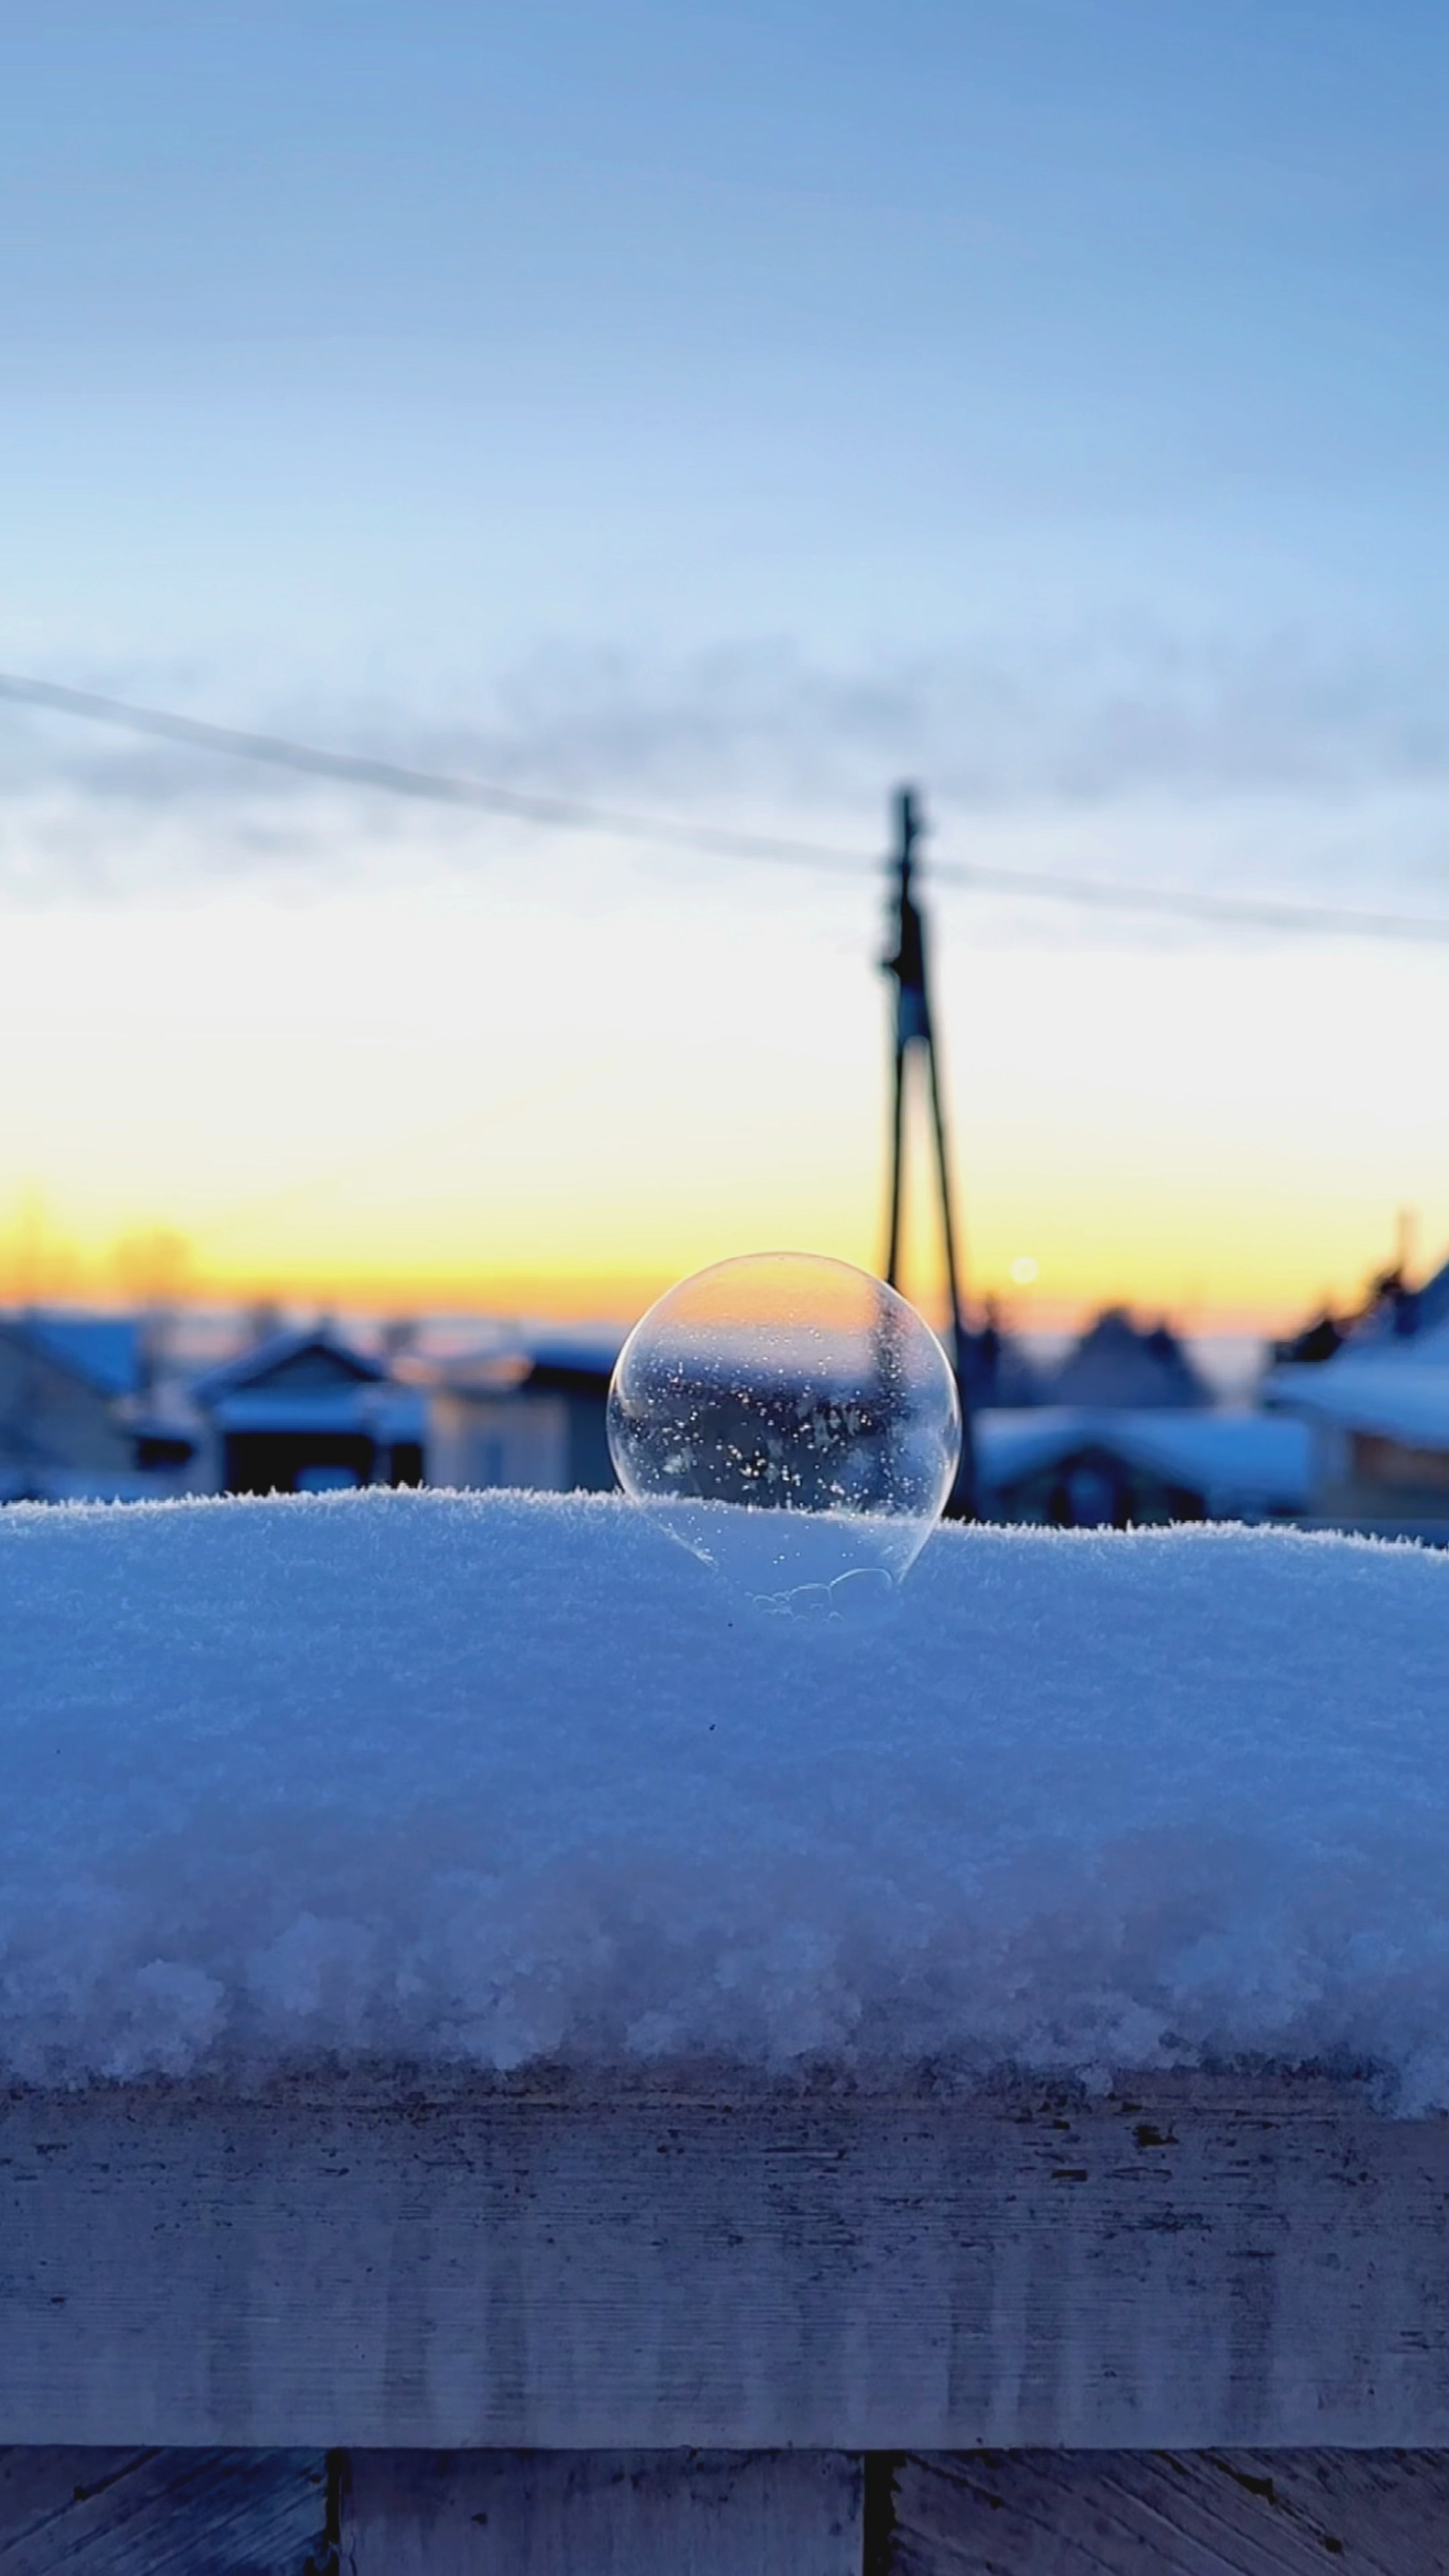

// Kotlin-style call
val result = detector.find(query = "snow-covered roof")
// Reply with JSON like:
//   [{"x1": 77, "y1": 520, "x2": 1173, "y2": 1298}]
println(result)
[
  {"x1": 1342, "y1": 1253, "x2": 1449, "y2": 1354},
  {"x1": 209, "y1": 1387, "x2": 425, "y2": 1440},
  {"x1": 1103, "y1": 1412, "x2": 1311, "y2": 1511},
  {"x1": 1041, "y1": 1311, "x2": 1210, "y2": 1411},
  {"x1": 1269, "y1": 1360, "x2": 1449, "y2": 1448},
  {"x1": 976, "y1": 1409, "x2": 1311, "y2": 1513},
  {"x1": 975, "y1": 1408, "x2": 1091, "y2": 1489},
  {"x1": 523, "y1": 1336, "x2": 623, "y2": 1384},
  {"x1": 3, "y1": 1490, "x2": 1448, "y2": 2103},
  {"x1": 9, "y1": 1313, "x2": 143, "y2": 1398},
  {"x1": 1266, "y1": 1251, "x2": 1449, "y2": 1446},
  {"x1": 192, "y1": 1327, "x2": 385, "y2": 1405},
  {"x1": 419, "y1": 1332, "x2": 625, "y2": 1394},
  {"x1": 1402, "y1": 1316, "x2": 1449, "y2": 1366}
]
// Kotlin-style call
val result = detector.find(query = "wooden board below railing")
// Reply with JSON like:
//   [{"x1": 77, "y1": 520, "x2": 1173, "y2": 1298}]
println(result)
[
  {"x1": 4, "y1": 2447, "x2": 1449, "y2": 2573},
  {"x1": 3, "y1": 2068, "x2": 1448, "y2": 2449}
]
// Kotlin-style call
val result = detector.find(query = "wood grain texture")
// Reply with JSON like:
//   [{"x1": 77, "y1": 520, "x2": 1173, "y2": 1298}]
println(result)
[
  {"x1": 889, "y1": 2449, "x2": 1449, "y2": 2574},
  {"x1": 0, "y1": 2446, "x2": 329, "y2": 2573},
  {"x1": 341, "y1": 2447, "x2": 863, "y2": 2575},
  {"x1": 0, "y1": 2443, "x2": 1444, "y2": 2569},
  {"x1": 4, "y1": 2070, "x2": 1449, "y2": 2447}
]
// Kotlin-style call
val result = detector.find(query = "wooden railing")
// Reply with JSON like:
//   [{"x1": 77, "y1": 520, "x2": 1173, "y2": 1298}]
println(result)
[{"x1": 3, "y1": 2065, "x2": 1446, "y2": 2567}]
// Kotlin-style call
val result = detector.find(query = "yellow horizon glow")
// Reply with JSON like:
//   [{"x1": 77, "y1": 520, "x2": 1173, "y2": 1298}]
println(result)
[
  {"x1": 0, "y1": 871, "x2": 1441, "y2": 1344},
  {"x1": 0, "y1": 1183, "x2": 1414, "y2": 1343}
]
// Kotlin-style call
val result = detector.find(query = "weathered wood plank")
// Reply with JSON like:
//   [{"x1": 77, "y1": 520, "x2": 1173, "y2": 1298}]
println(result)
[
  {"x1": 889, "y1": 2449, "x2": 1449, "y2": 2574},
  {"x1": 0, "y1": 2443, "x2": 1447, "y2": 2570},
  {"x1": 5, "y1": 2072, "x2": 1449, "y2": 2447},
  {"x1": 0, "y1": 2446, "x2": 329, "y2": 2573},
  {"x1": 341, "y1": 2447, "x2": 863, "y2": 2575}
]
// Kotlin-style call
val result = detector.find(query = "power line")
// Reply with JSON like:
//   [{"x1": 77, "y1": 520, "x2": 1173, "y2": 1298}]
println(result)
[
  {"x1": 0, "y1": 672, "x2": 863, "y2": 876},
  {"x1": 927, "y1": 855, "x2": 1449, "y2": 943},
  {"x1": 4, "y1": 667, "x2": 1449, "y2": 945}
]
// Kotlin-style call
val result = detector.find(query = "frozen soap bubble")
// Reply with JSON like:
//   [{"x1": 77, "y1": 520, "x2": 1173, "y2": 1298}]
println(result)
[{"x1": 607, "y1": 1252, "x2": 961, "y2": 1617}]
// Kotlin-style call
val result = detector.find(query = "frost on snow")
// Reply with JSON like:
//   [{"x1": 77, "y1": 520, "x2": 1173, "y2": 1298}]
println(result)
[{"x1": 1, "y1": 1488, "x2": 1446, "y2": 2100}]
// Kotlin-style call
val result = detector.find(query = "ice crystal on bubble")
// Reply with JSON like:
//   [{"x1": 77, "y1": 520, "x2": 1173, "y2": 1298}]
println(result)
[{"x1": 607, "y1": 1252, "x2": 961, "y2": 1614}]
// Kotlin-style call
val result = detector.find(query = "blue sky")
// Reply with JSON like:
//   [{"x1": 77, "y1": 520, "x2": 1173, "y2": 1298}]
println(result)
[
  {"x1": 1, "y1": 3, "x2": 1448, "y2": 1324},
  {"x1": 7, "y1": 1, "x2": 1448, "y2": 675}
]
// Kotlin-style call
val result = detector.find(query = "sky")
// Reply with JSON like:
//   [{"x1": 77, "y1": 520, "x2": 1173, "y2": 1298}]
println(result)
[{"x1": 2, "y1": 0, "x2": 1448, "y2": 1335}]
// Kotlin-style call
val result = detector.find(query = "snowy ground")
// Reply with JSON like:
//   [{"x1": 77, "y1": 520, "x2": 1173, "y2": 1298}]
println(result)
[{"x1": 1, "y1": 1489, "x2": 1446, "y2": 2102}]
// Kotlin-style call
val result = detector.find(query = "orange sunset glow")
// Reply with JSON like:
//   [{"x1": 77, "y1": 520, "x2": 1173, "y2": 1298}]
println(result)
[{"x1": 1, "y1": 874, "x2": 1442, "y2": 1344}]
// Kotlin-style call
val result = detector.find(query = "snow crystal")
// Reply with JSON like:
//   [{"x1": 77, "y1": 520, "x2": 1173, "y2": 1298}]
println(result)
[{"x1": 1, "y1": 1489, "x2": 1447, "y2": 2098}]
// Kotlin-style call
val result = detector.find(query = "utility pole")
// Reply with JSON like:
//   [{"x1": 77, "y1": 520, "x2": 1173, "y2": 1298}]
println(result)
[{"x1": 881, "y1": 786, "x2": 978, "y2": 1517}]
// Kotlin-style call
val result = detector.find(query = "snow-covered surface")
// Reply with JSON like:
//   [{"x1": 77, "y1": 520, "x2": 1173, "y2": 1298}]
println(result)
[
  {"x1": 976, "y1": 1409, "x2": 1311, "y2": 1515},
  {"x1": 1402, "y1": 1318, "x2": 1449, "y2": 1366},
  {"x1": 1101, "y1": 1411, "x2": 1310, "y2": 1513},
  {"x1": 2, "y1": 1489, "x2": 1448, "y2": 2101},
  {"x1": 17, "y1": 1314, "x2": 143, "y2": 1398},
  {"x1": 206, "y1": 1388, "x2": 425, "y2": 1440},
  {"x1": 1271, "y1": 1359, "x2": 1449, "y2": 1446},
  {"x1": 191, "y1": 1326, "x2": 385, "y2": 1401}
]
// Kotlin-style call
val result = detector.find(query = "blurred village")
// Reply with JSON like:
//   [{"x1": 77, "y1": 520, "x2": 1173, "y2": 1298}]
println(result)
[
  {"x1": 3, "y1": 1241, "x2": 1448, "y2": 1543},
  {"x1": 2, "y1": 791, "x2": 1444, "y2": 1546},
  {"x1": 3, "y1": 765, "x2": 1445, "y2": 1545}
]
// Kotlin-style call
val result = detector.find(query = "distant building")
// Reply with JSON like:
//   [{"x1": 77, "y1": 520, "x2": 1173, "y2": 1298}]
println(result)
[
  {"x1": 960, "y1": 1310, "x2": 1043, "y2": 1408},
  {"x1": 1269, "y1": 1352, "x2": 1449, "y2": 1540},
  {"x1": 1342, "y1": 1254, "x2": 1449, "y2": 1356},
  {"x1": 1270, "y1": 1248, "x2": 1449, "y2": 1372},
  {"x1": 1267, "y1": 1252, "x2": 1449, "y2": 1540},
  {"x1": 0, "y1": 1311, "x2": 162, "y2": 1501},
  {"x1": 977, "y1": 1409, "x2": 1309, "y2": 1528},
  {"x1": 1271, "y1": 1310, "x2": 1346, "y2": 1367},
  {"x1": 1042, "y1": 1309, "x2": 1211, "y2": 1411},
  {"x1": 191, "y1": 1328, "x2": 425, "y2": 1495},
  {"x1": 426, "y1": 1337, "x2": 619, "y2": 1495}
]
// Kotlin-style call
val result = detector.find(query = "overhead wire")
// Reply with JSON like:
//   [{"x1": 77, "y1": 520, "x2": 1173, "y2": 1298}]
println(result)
[
  {"x1": 0, "y1": 672, "x2": 863, "y2": 875},
  {"x1": 4, "y1": 667, "x2": 1449, "y2": 945},
  {"x1": 925, "y1": 855, "x2": 1449, "y2": 942}
]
